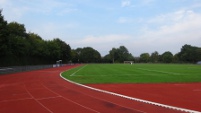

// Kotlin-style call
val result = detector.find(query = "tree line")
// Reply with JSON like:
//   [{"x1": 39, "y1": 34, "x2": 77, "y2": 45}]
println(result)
[
  {"x1": 136, "y1": 44, "x2": 201, "y2": 64},
  {"x1": 0, "y1": 10, "x2": 71, "y2": 66},
  {"x1": 0, "y1": 10, "x2": 201, "y2": 66}
]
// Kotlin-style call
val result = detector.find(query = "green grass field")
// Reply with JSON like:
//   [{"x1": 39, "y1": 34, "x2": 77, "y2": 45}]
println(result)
[{"x1": 62, "y1": 64, "x2": 201, "y2": 84}]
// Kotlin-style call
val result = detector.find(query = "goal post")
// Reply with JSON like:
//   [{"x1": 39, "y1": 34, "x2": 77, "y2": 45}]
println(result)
[{"x1": 124, "y1": 61, "x2": 134, "y2": 65}]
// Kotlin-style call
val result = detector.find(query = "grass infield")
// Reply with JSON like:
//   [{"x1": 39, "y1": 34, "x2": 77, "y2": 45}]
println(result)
[{"x1": 62, "y1": 64, "x2": 201, "y2": 84}]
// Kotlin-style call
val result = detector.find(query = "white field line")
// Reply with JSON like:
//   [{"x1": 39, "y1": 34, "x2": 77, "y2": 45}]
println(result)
[
  {"x1": 60, "y1": 73, "x2": 201, "y2": 113},
  {"x1": 137, "y1": 68, "x2": 181, "y2": 75},
  {"x1": 70, "y1": 65, "x2": 88, "y2": 76}
]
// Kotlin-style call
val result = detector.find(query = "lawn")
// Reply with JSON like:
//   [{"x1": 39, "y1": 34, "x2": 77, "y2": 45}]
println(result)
[{"x1": 61, "y1": 64, "x2": 201, "y2": 84}]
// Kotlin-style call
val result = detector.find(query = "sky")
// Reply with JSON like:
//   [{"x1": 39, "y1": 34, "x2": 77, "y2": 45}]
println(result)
[{"x1": 1, "y1": 0, "x2": 201, "y2": 56}]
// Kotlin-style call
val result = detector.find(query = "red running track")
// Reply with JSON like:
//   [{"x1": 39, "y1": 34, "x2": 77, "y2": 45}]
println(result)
[{"x1": 0, "y1": 65, "x2": 194, "y2": 113}]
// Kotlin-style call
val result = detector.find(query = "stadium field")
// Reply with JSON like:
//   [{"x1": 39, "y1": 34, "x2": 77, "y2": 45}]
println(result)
[{"x1": 62, "y1": 64, "x2": 201, "y2": 84}]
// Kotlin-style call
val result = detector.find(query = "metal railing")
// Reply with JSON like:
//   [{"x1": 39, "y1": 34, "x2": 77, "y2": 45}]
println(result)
[{"x1": 0, "y1": 65, "x2": 53, "y2": 75}]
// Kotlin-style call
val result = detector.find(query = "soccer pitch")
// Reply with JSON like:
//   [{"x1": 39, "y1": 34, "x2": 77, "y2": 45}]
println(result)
[{"x1": 62, "y1": 64, "x2": 201, "y2": 84}]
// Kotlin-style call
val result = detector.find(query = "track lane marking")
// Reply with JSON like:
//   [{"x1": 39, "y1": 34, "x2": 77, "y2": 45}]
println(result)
[
  {"x1": 60, "y1": 83, "x2": 145, "y2": 113},
  {"x1": 24, "y1": 84, "x2": 54, "y2": 113},
  {"x1": 42, "y1": 83, "x2": 100, "y2": 113},
  {"x1": 0, "y1": 98, "x2": 33, "y2": 103},
  {"x1": 60, "y1": 72, "x2": 201, "y2": 113}
]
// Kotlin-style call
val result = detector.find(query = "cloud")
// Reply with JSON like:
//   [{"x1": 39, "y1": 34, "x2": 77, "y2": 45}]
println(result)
[
  {"x1": 74, "y1": 34, "x2": 130, "y2": 45},
  {"x1": 121, "y1": 0, "x2": 131, "y2": 7},
  {"x1": 117, "y1": 17, "x2": 131, "y2": 23},
  {"x1": 0, "y1": 0, "x2": 77, "y2": 22},
  {"x1": 70, "y1": 34, "x2": 131, "y2": 55},
  {"x1": 141, "y1": 0, "x2": 155, "y2": 5},
  {"x1": 129, "y1": 9, "x2": 201, "y2": 55}
]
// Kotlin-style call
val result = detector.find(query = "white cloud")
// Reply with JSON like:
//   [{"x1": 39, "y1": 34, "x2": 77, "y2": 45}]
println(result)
[
  {"x1": 0, "y1": 0, "x2": 77, "y2": 22},
  {"x1": 70, "y1": 34, "x2": 131, "y2": 55},
  {"x1": 30, "y1": 22, "x2": 79, "y2": 41},
  {"x1": 117, "y1": 17, "x2": 130, "y2": 23},
  {"x1": 74, "y1": 34, "x2": 130, "y2": 45},
  {"x1": 141, "y1": 0, "x2": 155, "y2": 5},
  {"x1": 129, "y1": 9, "x2": 201, "y2": 56},
  {"x1": 121, "y1": 0, "x2": 131, "y2": 7}
]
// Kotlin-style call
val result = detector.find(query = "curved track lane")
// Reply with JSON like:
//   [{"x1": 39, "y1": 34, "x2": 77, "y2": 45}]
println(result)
[{"x1": 0, "y1": 65, "x2": 188, "y2": 113}]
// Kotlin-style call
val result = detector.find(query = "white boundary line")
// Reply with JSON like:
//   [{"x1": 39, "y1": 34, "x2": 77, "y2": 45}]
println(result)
[
  {"x1": 70, "y1": 65, "x2": 88, "y2": 76},
  {"x1": 60, "y1": 70, "x2": 201, "y2": 113},
  {"x1": 137, "y1": 68, "x2": 181, "y2": 75}
]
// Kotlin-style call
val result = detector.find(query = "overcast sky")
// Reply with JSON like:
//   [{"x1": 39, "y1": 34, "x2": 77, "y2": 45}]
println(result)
[{"x1": 1, "y1": 0, "x2": 201, "y2": 56}]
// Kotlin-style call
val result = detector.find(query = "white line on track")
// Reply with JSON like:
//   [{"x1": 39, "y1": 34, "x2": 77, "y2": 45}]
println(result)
[
  {"x1": 42, "y1": 83, "x2": 100, "y2": 113},
  {"x1": 60, "y1": 72, "x2": 201, "y2": 113},
  {"x1": 70, "y1": 64, "x2": 88, "y2": 76},
  {"x1": 24, "y1": 84, "x2": 54, "y2": 113},
  {"x1": 0, "y1": 98, "x2": 33, "y2": 103},
  {"x1": 60, "y1": 82, "x2": 145, "y2": 113},
  {"x1": 37, "y1": 96, "x2": 62, "y2": 100}
]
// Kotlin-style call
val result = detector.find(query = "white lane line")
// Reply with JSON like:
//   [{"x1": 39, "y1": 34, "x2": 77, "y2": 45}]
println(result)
[
  {"x1": 24, "y1": 85, "x2": 54, "y2": 113},
  {"x1": 60, "y1": 73, "x2": 201, "y2": 113},
  {"x1": 70, "y1": 65, "x2": 88, "y2": 76},
  {"x1": 61, "y1": 83, "x2": 145, "y2": 113},
  {"x1": 0, "y1": 98, "x2": 33, "y2": 103},
  {"x1": 137, "y1": 68, "x2": 181, "y2": 75},
  {"x1": 42, "y1": 83, "x2": 100, "y2": 113},
  {"x1": 37, "y1": 96, "x2": 62, "y2": 100}
]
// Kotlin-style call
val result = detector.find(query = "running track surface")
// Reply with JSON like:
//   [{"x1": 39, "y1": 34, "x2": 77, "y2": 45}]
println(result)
[{"x1": 0, "y1": 65, "x2": 198, "y2": 113}]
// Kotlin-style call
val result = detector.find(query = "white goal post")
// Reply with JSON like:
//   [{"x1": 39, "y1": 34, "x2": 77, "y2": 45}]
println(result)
[{"x1": 124, "y1": 61, "x2": 134, "y2": 64}]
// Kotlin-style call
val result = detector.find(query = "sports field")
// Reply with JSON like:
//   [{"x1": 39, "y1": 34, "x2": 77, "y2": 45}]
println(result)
[{"x1": 62, "y1": 64, "x2": 201, "y2": 84}]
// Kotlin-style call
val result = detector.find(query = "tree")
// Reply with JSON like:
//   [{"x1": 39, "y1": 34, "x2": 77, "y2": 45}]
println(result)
[
  {"x1": 6, "y1": 22, "x2": 29, "y2": 56},
  {"x1": 77, "y1": 47, "x2": 101, "y2": 63},
  {"x1": 52, "y1": 38, "x2": 71, "y2": 62},
  {"x1": 102, "y1": 54, "x2": 112, "y2": 63},
  {"x1": 109, "y1": 48, "x2": 118, "y2": 63},
  {"x1": 173, "y1": 53, "x2": 180, "y2": 63},
  {"x1": 161, "y1": 51, "x2": 173, "y2": 63},
  {"x1": 0, "y1": 10, "x2": 72, "y2": 66},
  {"x1": 0, "y1": 10, "x2": 8, "y2": 56},
  {"x1": 109, "y1": 46, "x2": 134, "y2": 63},
  {"x1": 178, "y1": 44, "x2": 201, "y2": 63},
  {"x1": 150, "y1": 51, "x2": 159, "y2": 63},
  {"x1": 71, "y1": 49, "x2": 79, "y2": 63},
  {"x1": 140, "y1": 53, "x2": 150, "y2": 63}
]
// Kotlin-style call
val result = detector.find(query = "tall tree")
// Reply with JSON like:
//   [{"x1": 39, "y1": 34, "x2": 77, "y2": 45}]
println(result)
[
  {"x1": 161, "y1": 51, "x2": 173, "y2": 63},
  {"x1": 150, "y1": 51, "x2": 159, "y2": 63},
  {"x1": 109, "y1": 48, "x2": 118, "y2": 63},
  {"x1": 109, "y1": 46, "x2": 134, "y2": 63},
  {"x1": 178, "y1": 44, "x2": 201, "y2": 63},
  {"x1": 0, "y1": 10, "x2": 8, "y2": 56},
  {"x1": 78, "y1": 47, "x2": 101, "y2": 63},
  {"x1": 140, "y1": 53, "x2": 150, "y2": 63}
]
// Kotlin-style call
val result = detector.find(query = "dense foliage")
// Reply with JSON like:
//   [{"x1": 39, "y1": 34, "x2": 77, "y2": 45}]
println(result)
[
  {"x1": 0, "y1": 10, "x2": 71, "y2": 66},
  {"x1": 71, "y1": 47, "x2": 101, "y2": 63},
  {"x1": 0, "y1": 10, "x2": 200, "y2": 66},
  {"x1": 102, "y1": 46, "x2": 134, "y2": 63}
]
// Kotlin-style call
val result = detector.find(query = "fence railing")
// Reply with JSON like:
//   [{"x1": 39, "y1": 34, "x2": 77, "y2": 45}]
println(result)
[{"x1": 0, "y1": 65, "x2": 53, "y2": 75}]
